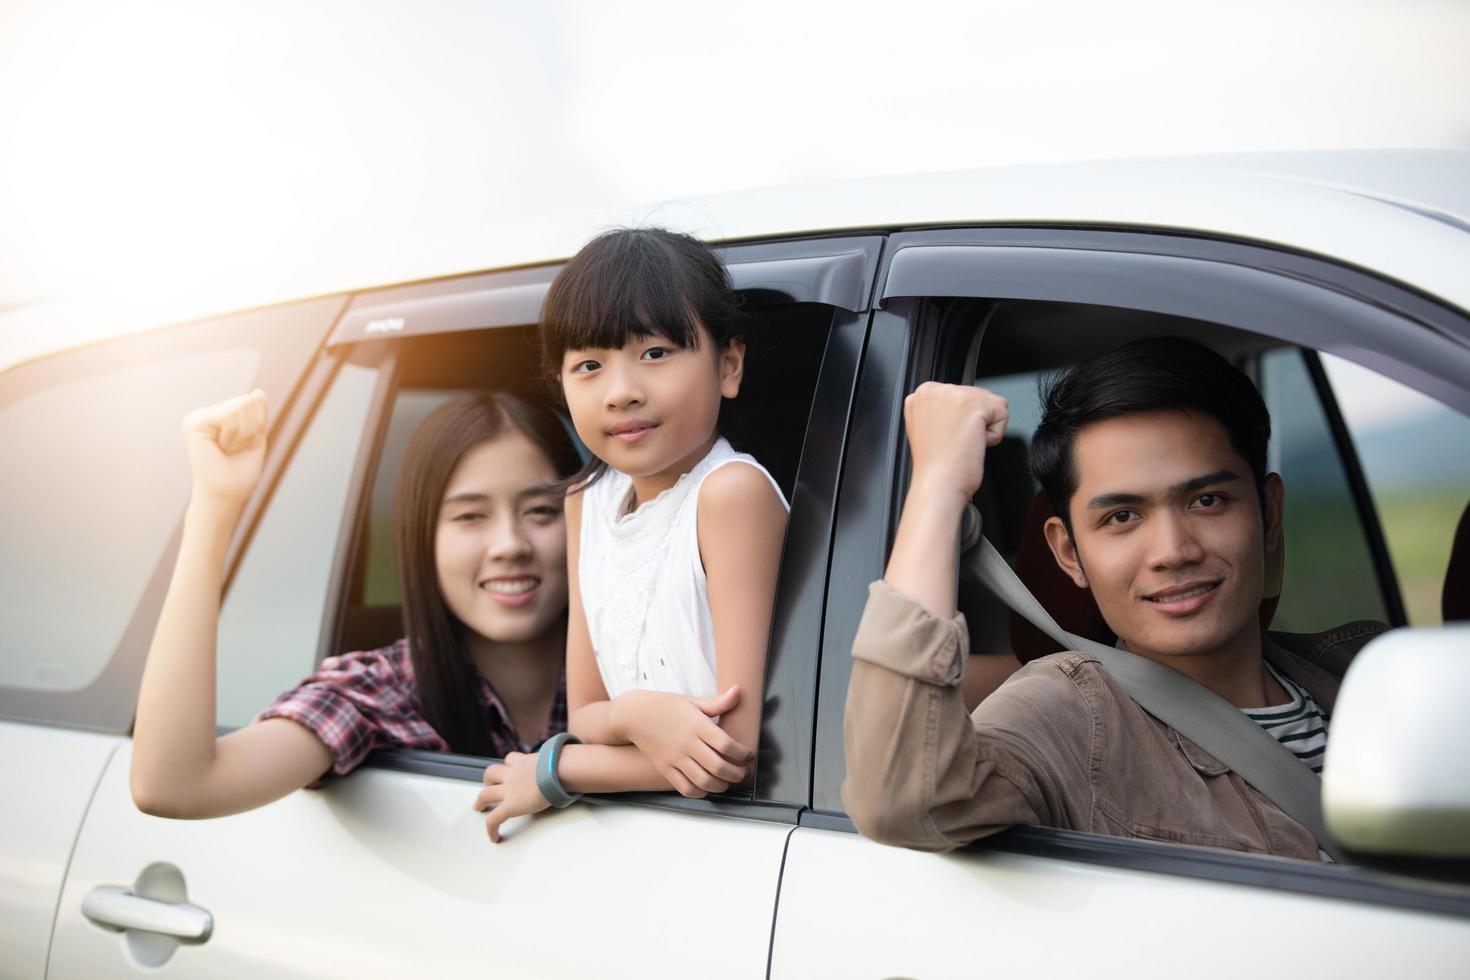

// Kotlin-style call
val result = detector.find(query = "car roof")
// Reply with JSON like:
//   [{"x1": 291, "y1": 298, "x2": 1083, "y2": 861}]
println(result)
[
  {"x1": 359, "y1": 148, "x2": 1470, "y2": 315},
  {"x1": 4, "y1": 149, "x2": 1469, "y2": 370}
]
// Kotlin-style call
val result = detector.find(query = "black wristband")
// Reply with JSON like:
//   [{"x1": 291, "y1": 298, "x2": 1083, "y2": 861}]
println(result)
[{"x1": 534, "y1": 732, "x2": 583, "y2": 808}]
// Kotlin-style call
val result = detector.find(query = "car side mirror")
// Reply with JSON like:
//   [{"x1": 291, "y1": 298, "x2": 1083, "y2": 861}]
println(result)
[{"x1": 1323, "y1": 625, "x2": 1470, "y2": 863}]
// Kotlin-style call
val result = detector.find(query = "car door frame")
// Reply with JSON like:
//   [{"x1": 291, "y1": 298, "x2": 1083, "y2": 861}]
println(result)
[
  {"x1": 803, "y1": 224, "x2": 1470, "y2": 917},
  {"x1": 42, "y1": 234, "x2": 890, "y2": 979},
  {"x1": 222, "y1": 234, "x2": 888, "y2": 820}
]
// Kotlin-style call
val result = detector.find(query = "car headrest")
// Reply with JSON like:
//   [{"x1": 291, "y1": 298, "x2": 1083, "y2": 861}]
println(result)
[
  {"x1": 1444, "y1": 497, "x2": 1470, "y2": 622},
  {"x1": 1006, "y1": 490, "x2": 1286, "y2": 664},
  {"x1": 1008, "y1": 493, "x2": 1115, "y2": 662},
  {"x1": 975, "y1": 435, "x2": 1032, "y2": 561}
]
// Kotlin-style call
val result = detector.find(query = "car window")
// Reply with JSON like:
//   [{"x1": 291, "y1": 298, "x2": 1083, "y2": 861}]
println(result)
[
  {"x1": 0, "y1": 347, "x2": 260, "y2": 693},
  {"x1": 360, "y1": 388, "x2": 468, "y2": 608},
  {"x1": 961, "y1": 369, "x2": 1044, "y2": 650},
  {"x1": 0, "y1": 296, "x2": 343, "y2": 731},
  {"x1": 819, "y1": 234, "x2": 1470, "y2": 900},
  {"x1": 1323, "y1": 354, "x2": 1470, "y2": 625},
  {"x1": 335, "y1": 327, "x2": 557, "y2": 659},
  {"x1": 216, "y1": 357, "x2": 384, "y2": 728},
  {"x1": 974, "y1": 370, "x2": 1043, "y2": 444},
  {"x1": 1259, "y1": 348, "x2": 1390, "y2": 632},
  {"x1": 339, "y1": 307, "x2": 834, "y2": 662}
]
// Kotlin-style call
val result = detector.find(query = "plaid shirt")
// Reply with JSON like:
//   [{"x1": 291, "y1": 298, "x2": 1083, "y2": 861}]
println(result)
[{"x1": 259, "y1": 638, "x2": 567, "y2": 778}]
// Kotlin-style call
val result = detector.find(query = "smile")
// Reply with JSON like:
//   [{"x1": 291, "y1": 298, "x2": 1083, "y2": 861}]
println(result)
[
  {"x1": 1141, "y1": 580, "x2": 1222, "y2": 616},
  {"x1": 480, "y1": 577, "x2": 541, "y2": 606},
  {"x1": 1145, "y1": 583, "x2": 1217, "y2": 603},
  {"x1": 481, "y1": 577, "x2": 539, "y2": 595}
]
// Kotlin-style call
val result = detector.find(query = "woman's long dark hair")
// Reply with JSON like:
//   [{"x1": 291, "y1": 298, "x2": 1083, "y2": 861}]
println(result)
[
  {"x1": 394, "y1": 392, "x2": 581, "y2": 756},
  {"x1": 539, "y1": 227, "x2": 744, "y2": 490}
]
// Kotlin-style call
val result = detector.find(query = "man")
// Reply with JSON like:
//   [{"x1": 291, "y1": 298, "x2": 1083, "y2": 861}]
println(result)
[{"x1": 843, "y1": 338, "x2": 1383, "y2": 860}]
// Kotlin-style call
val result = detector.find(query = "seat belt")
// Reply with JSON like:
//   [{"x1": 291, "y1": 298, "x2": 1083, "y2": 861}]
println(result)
[{"x1": 959, "y1": 505, "x2": 1344, "y2": 861}]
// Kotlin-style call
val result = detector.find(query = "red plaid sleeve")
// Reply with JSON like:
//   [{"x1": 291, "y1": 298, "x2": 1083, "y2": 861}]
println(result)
[{"x1": 257, "y1": 639, "x2": 450, "y2": 777}]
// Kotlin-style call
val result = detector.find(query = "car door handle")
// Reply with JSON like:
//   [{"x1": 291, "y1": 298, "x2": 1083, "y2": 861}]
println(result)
[{"x1": 82, "y1": 885, "x2": 214, "y2": 943}]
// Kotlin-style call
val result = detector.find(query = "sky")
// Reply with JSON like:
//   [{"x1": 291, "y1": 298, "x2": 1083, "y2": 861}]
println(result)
[{"x1": 2, "y1": 0, "x2": 1468, "y2": 427}]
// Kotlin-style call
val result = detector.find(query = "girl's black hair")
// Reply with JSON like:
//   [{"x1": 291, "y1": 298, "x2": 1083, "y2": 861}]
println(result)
[
  {"x1": 394, "y1": 392, "x2": 581, "y2": 757},
  {"x1": 539, "y1": 227, "x2": 743, "y2": 488}
]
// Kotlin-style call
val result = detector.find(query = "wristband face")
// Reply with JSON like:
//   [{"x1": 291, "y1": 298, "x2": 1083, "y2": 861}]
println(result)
[{"x1": 535, "y1": 732, "x2": 582, "y2": 809}]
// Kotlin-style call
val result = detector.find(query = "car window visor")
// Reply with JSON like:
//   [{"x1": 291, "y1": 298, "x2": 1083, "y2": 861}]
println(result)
[
  {"x1": 958, "y1": 505, "x2": 1346, "y2": 863},
  {"x1": 327, "y1": 249, "x2": 876, "y2": 348}
]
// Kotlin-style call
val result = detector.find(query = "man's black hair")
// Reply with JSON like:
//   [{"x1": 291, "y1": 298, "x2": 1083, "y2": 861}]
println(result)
[{"x1": 1029, "y1": 337, "x2": 1272, "y2": 531}]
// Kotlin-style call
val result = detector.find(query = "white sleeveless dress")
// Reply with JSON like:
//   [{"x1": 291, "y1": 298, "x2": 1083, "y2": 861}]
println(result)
[{"x1": 579, "y1": 438, "x2": 788, "y2": 699}]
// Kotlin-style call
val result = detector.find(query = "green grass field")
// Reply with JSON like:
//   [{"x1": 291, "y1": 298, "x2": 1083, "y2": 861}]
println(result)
[
  {"x1": 1377, "y1": 488, "x2": 1467, "y2": 626},
  {"x1": 1270, "y1": 487, "x2": 1465, "y2": 632}
]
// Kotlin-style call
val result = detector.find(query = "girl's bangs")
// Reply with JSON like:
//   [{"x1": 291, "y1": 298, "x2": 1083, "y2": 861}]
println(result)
[
  {"x1": 542, "y1": 230, "x2": 712, "y2": 368},
  {"x1": 563, "y1": 277, "x2": 703, "y2": 355}
]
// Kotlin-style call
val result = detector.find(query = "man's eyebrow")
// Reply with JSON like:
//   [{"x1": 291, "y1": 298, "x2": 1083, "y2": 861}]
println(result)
[
  {"x1": 1171, "y1": 469, "x2": 1240, "y2": 495},
  {"x1": 1086, "y1": 491, "x2": 1146, "y2": 510},
  {"x1": 1085, "y1": 470, "x2": 1240, "y2": 510}
]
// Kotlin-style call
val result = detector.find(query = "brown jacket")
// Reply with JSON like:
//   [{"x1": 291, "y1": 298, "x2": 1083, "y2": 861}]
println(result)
[{"x1": 842, "y1": 581, "x2": 1386, "y2": 861}]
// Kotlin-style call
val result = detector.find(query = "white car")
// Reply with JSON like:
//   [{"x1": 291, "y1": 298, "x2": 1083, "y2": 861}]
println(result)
[{"x1": 3, "y1": 151, "x2": 1469, "y2": 979}]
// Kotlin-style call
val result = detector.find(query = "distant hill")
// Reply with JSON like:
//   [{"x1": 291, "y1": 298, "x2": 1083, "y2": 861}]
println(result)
[
  {"x1": 1353, "y1": 409, "x2": 1470, "y2": 492},
  {"x1": 1280, "y1": 407, "x2": 1470, "y2": 494}
]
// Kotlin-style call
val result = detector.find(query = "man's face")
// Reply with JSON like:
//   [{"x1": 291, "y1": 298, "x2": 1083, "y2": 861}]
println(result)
[{"x1": 1043, "y1": 410, "x2": 1281, "y2": 663}]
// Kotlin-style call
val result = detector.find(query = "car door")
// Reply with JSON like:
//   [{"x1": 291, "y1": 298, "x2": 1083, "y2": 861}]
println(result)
[
  {"x1": 769, "y1": 227, "x2": 1470, "y2": 978},
  {"x1": 46, "y1": 237, "x2": 881, "y2": 978},
  {"x1": 0, "y1": 299, "x2": 341, "y2": 980}
]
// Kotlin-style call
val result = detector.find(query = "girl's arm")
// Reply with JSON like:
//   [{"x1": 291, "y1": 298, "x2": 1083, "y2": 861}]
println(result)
[
  {"x1": 475, "y1": 739, "x2": 732, "y2": 842},
  {"x1": 130, "y1": 392, "x2": 335, "y2": 819},
  {"x1": 562, "y1": 491, "x2": 623, "y2": 745},
  {"x1": 696, "y1": 462, "x2": 788, "y2": 757}
]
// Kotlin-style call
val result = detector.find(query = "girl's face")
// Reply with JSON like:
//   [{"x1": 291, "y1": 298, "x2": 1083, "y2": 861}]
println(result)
[
  {"x1": 560, "y1": 325, "x2": 745, "y2": 494},
  {"x1": 434, "y1": 431, "x2": 569, "y2": 644}
]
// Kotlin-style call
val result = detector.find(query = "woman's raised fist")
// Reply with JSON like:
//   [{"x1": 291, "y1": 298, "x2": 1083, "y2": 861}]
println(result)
[{"x1": 181, "y1": 389, "x2": 269, "y2": 505}]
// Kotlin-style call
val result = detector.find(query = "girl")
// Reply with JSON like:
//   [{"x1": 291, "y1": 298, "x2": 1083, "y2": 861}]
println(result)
[
  {"x1": 476, "y1": 228, "x2": 789, "y2": 841},
  {"x1": 131, "y1": 390, "x2": 579, "y2": 817}
]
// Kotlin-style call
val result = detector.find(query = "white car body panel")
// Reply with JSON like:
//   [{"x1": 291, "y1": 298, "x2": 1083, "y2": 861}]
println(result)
[
  {"x1": 5, "y1": 151, "x2": 1469, "y2": 373},
  {"x1": 0, "y1": 722, "x2": 117, "y2": 980},
  {"x1": 49, "y1": 746, "x2": 788, "y2": 979},
  {"x1": 770, "y1": 828, "x2": 1470, "y2": 979}
]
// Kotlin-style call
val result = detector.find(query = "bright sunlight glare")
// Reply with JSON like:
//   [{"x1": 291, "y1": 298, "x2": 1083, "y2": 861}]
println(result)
[{"x1": 2, "y1": 0, "x2": 1468, "y2": 368}]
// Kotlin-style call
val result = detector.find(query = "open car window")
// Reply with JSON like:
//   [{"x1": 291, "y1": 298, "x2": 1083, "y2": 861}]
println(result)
[
  {"x1": 812, "y1": 226, "x2": 1470, "y2": 907},
  {"x1": 340, "y1": 305, "x2": 833, "y2": 661},
  {"x1": 217, "y1": 353, "x2": 386, "y2": 727},
  {"x1": 1323, "y1": 354, "x2": 1470, "y2": 625}
]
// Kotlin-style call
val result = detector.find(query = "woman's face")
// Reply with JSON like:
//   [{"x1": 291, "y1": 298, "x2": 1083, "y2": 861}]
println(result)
[{"x1": 434, "y1": 430, "x2": 569, "y2": 645}]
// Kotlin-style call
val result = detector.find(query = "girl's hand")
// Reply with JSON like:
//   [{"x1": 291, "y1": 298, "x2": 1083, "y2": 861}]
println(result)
[
  {"x1": 182, "y1": 390, "x2": 270, "y2": 507},
  {"x1": 903, "y1": 382, "x2": 1008, "y2": 503},
  {"x1": 612, "y1": 687, "x2": 754, "y2": 798},
  {"x1": 475, "y1": 753, "x2": 550, "y2": 843}
]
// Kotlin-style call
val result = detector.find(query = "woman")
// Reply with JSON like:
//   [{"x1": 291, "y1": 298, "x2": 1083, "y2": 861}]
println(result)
[{"x1": 130, "y1": 389, "x2": 580, "y2": 818}]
